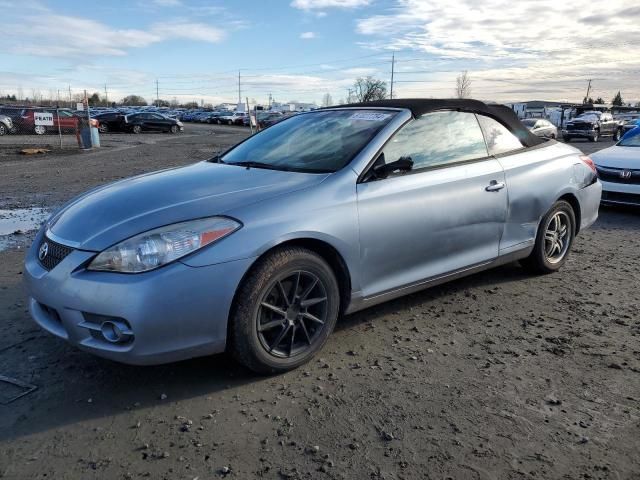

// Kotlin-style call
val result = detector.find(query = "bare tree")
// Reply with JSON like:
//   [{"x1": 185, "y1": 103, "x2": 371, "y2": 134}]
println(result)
[
  {"x1": 353, "y1": 76, "x2": 387, "y2": 102},
  {"x1": 321, "y1": 93, "x2": 333, "y2": 107},
  {"x1": 455, "y1": 71, "x2": 472, "y2": 99},
  {"x1": 121, "y1": 95, "x2": 148, "y2": 106}
]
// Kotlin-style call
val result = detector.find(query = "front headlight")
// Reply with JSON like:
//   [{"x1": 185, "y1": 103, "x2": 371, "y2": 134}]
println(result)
[{"x1": 87, "y1": 217, "x2": 241, "y2": 273}]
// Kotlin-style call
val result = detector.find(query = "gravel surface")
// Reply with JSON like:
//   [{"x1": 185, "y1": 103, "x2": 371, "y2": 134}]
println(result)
[{"x1": 0, "y1": 125, "x2": 638, "y2": 479}]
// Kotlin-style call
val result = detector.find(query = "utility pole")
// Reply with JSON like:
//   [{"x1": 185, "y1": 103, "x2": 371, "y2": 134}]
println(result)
[
  {"x1": 238, "y1": 70, "x2": 241, "y2": 105},
  {"x1": 584, "y1": 79, "x2": 592, "y2": 104},
  {"x1": 68, "y1": 85, "x2": 72, "y2": 104},
  {"x1": 155, "y1": 79, "x2": 159, "y2": 107},
  {"x1": 104, "y1": 84, "x2": 108, "y2": 106},
  {"x1": 390, "y1": 52, "x2": 395, "y2": 99}
]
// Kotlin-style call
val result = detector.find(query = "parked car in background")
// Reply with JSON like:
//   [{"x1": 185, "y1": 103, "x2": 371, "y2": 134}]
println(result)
[
  {"x1": 563, "y1": 111, "x2": 623, "y2": 142},
  {"x1": 592, "y1": 128, "x2": 640, "y2": 206},
  {"x1": 123, "y1": 112, "x2": 184, "y2": 134},
  {"x1": 522, "y1": 118, "x2": 558, "y2": 139},
  {"x1": 0, "y1": 107, "x2": 22, "y2": 133},
  {"x1": 24, "y1": 99, "x2": 601, "y2": 373},
  {"x1": 220, "y1": 111, "x2": 247, "y2": 125},
  {"x1": 205, "y1": 112, "x2": 227, "y2": 124},
  {"x1": 0, "y1": 114, "x2": 12, "y2": 135},
  {"x1": 93, "y1": 112, "x2": 126, "y2": 133},
  {"x1": 22, "y1": 108, "x2": 79, "y2": 135}
]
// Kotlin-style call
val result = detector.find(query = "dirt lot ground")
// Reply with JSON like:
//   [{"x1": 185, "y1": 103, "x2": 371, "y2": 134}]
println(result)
[{"x1": 0, "y1": 125, "x2": 638, "y2": 480}]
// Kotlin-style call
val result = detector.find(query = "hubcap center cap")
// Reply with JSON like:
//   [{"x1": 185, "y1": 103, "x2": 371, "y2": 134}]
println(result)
[{"x1": 286, "y1": 305, "x2": 300, "y2": 322}]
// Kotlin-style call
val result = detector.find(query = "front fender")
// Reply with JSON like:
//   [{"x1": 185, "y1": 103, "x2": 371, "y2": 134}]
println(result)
[{"x1": 181, "y1": 169, "x2": 363, "y2": 293}]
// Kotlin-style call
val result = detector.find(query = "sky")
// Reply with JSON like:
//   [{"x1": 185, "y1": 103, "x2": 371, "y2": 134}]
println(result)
[{"x1": 1, "y1": 0, "x2": 639, "y2": 106}]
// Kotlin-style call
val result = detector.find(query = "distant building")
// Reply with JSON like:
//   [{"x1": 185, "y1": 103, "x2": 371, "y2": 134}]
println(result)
[
  {"x1": 270, "y1": 101, "x2": 317, "y2": 112},
  {"x1": 507, "y1": 100, "x2": 563, "y2": 118}
]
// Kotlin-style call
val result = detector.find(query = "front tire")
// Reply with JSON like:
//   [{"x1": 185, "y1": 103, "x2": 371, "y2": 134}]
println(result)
[
  {"x1": 521, "y1": 200, "x2": 575, "y2": 274},
  {"x1": 34, "y1": 125, "x2": 46, "y2": 135},
  {"x1": 613, "y1": 128, "x2": 622, "y2": 142},
  {"x1": 169, "y1": 124, "x2": 178, "y2": 134},
  {"x1": 564, "y1": 135, "x2": 571, "y2": 143},
  {"x1": 589, "y1": 130, "x2": 599, "y2": 142},
  {"x1": 0, "y1": 123, "x2": 7, "y2": 136},
  {"x1": 98, "y1": 124, "x2": 108, "y2": 134},
  {"x1": 229, "y1": 247, "x2": 340, "y2": 374},
  {"x1": 132, "y1": 125, "x2": 142, "y2": 134}
]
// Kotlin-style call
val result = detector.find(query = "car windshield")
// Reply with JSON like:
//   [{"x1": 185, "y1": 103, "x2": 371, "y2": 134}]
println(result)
[
  {"x1": 618, "y1": 129, "x2": 640, "y2": 147},
  {"x1": 576, "y1": 113, "x2": 600, "y2": 122},
  {"x1": 219, "y1": 109, "x2": 398, "y2": 173}
]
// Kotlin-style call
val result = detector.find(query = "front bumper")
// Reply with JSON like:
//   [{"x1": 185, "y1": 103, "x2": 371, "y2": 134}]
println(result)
[
  {"x1": 562, "y1": 128, "x2": 596, "y2": 138},
  {"x1": 599, "y1": 179, "x2": 640, "y2": 206},
  {"x1": 24, "y1": 228, "x2": 255, "y2": 365}
]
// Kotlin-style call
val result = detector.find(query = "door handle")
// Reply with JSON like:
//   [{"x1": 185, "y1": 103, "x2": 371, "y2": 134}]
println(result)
[{"x1": 485, "y1": 181, "x2": 505, "y2": 192}]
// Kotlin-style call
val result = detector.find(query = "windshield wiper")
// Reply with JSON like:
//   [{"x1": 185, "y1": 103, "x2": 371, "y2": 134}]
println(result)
[{"x1": 224, "y1": 161, "x2": 284, "y2": 170}]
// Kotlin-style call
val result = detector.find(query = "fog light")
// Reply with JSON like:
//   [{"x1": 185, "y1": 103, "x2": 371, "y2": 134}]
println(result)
[
  {"x1": 80, "y1": 313, "x2": 134, "y2": 344},
  {"x1": 100, "y1": 321, "x2": 124, "y2": 343}
]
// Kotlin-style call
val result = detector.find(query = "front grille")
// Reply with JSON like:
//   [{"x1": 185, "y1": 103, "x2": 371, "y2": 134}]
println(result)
[
  {"x1": 37, "y1": 237, "x2": 74, "y2": 271},
  {"x1": 596, "y1": 166, "x2": 640, "y2": 185},
  {"x1": 566, "y1": 122, "x2": 594, "y2": 131},
  {"x1": 601, "y1": 191, "x2": 640, "y2": 205}
]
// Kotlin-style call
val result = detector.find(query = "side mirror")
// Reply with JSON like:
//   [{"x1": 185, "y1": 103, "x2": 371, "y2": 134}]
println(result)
[{"x1": 370, "y1": 154, "x2": 413, "y2": 180}]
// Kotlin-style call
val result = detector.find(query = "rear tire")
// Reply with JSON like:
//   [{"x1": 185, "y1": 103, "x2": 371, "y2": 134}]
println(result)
[
  {"x1": 34, "y1": 125, "x2": 46, "y2": 135},
  {"x1": 229, "y1": 247, "x2": 340, "y2": 374},
  {"x1": 0, "y1": 123, "x2": 7, "y2": 136},
  {"x1": 98, "y1": 124, "x2": 108, "y2": 134},
  {"x1": 521, "y1": 200, "x2": 576, "y2": 274},
  {"x1": 132, "y1": 125, "x2": 142, "y2": 134}
]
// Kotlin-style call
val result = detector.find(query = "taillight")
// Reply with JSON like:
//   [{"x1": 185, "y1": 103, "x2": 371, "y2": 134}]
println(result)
[{"x1": 580, "y1": 155, "x2": 597, "y2": 174}]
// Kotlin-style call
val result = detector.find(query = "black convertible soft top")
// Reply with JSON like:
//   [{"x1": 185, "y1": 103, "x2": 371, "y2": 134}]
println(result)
[{"x1": 334, "y1": 98, "x2": 544, "y2": 148}]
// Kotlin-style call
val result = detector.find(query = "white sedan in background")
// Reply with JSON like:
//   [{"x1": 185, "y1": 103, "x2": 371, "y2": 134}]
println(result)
[
  {"x1": 522, "y1": 118, "x2": 558, "y2": 139},
  {"x1": 592, "y1": 128, "x2": 640, "y2": 206}
]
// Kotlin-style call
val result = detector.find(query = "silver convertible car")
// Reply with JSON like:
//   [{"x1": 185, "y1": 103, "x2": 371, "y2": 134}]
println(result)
[{"x1": 24, "y1": 99, "x2": 602, "y2": 373}]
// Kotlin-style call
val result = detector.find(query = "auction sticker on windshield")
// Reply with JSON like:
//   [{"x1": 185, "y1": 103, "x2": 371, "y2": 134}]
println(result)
[{"x1": 349, "y1": 112, "x2": 392, "y2": 121}]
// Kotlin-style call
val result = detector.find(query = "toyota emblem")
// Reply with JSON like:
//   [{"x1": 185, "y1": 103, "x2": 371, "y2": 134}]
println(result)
[
  {"x1": 38, "y1": 242, "x2": 49, "y2": 261},
  {"x1": 620, "y1": 170, "x2": 632, "y2": 179}
]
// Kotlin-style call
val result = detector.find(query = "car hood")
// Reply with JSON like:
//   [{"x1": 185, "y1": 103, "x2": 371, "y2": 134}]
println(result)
[
  {"x1": 592, "y1": 146, "x2": 640, "y2": 169},
  {"x1": 49, "y1": 162, "x2": 329, "y2": 251}
]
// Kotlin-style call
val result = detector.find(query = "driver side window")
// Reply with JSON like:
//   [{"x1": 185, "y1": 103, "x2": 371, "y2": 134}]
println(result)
[{"x1": 380, "y1": 110, "x2": 488, "y2": 172}]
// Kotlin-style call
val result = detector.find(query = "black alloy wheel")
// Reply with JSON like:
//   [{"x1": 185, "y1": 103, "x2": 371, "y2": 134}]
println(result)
[{"x1": 229, "y1": 247, "x2": 340, "y2": 374}]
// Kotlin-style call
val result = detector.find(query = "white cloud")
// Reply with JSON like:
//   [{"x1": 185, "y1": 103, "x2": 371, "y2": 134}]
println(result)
[
  {"x1": 158, "y1": 22, "x2": 225, "y2": 43},
  {"x1": 152, "y1": 0, "x2": 182, "y2": 6},
  {"x1": 355, "y1": 0, "x2": 640, "y2": 101},
  {"x1": 291, "y1": 0, "x2": 370, "y2": 10},
  {"x1": 300, "y1": 31, "x2": 316, "y2": 39},
  {"x1": 343, "y1": 67, "x2": 378, "y2": 76},
  {"x1": 4, "y1": 14, "x2": 225, "y2": 59}
]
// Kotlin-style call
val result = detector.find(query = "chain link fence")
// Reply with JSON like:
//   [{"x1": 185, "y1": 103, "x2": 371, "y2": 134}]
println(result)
[{"x1": 0, "y1": 104, "x2": 96, "y2": 150}]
